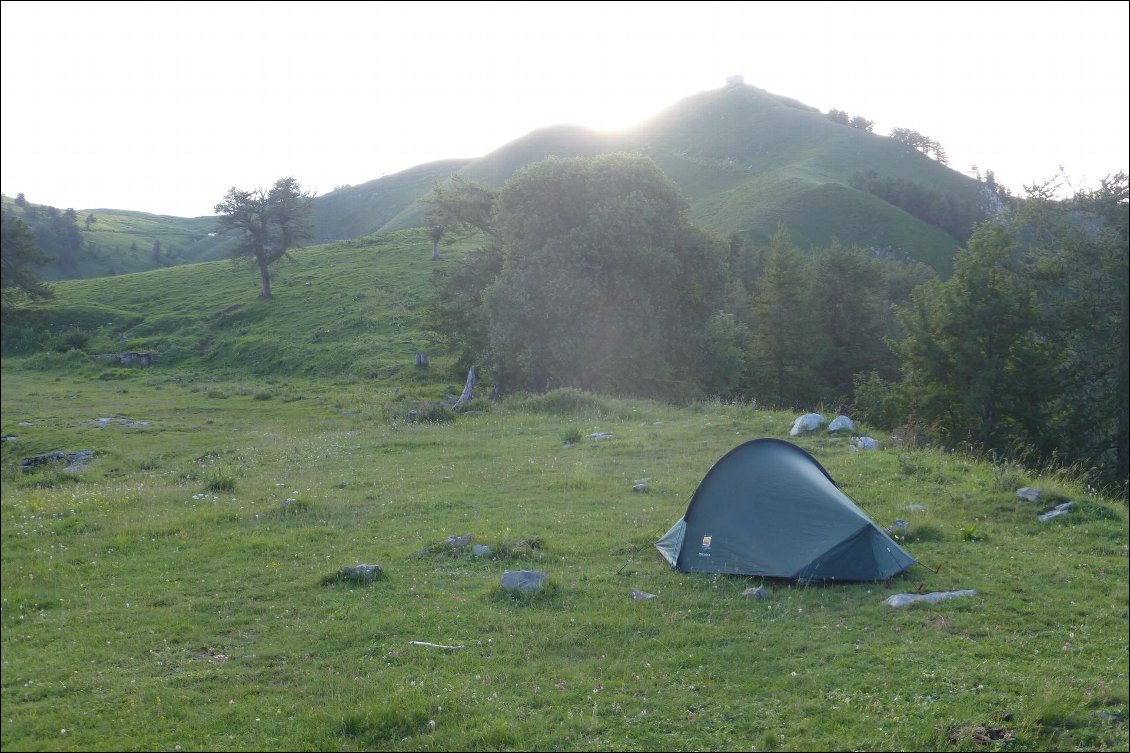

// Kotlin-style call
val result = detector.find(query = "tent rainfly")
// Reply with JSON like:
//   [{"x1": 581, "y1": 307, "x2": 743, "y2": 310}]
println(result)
[{"x1": 657, "y1": 438, "x2": 915, "y2": 582}]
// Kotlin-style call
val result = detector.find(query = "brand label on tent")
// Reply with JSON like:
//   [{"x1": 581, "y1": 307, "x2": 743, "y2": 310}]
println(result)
[{"x1": 699, "y1": 534, "x2": 712, "y2": 557}]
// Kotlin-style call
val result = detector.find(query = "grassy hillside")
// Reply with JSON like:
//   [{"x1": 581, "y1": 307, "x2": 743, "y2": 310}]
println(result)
[
  {"x1": 312, "y1": 159, "x2": 473, "y2": 243},
  {"x1": 9, "y1": 82, "x2": 997, "y2": 283},
  {"x1": 1, "y1": 195, "x2": 227, "y2": 280},
  {"x1": 404, "y1": 83, "x2": 991, "y2": 275},
  {"x1": 1, "y1": 229, "x2": 458, "y2": 384},
  {"x1": 1, "y1": 226, "x2": 1126, "y2": 750}
]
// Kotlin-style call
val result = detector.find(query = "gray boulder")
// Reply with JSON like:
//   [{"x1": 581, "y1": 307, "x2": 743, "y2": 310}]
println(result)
[
  {"x1": 501, "y1": 570, "x2": 548, "y2": 593},
  {"x1": 789, "y1": 413, "x2": 826, "y2": 436},
  {"x1": 827, "y1": 415, "x2": 855, "y2": 433},
  {"x1": 1038, "y1": 502, "x2": 1074, "y2": 522}
]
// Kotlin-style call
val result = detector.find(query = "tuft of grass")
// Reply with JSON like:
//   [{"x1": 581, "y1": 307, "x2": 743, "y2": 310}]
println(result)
[{"x1": 203, "y1": 468, "x2": 237, "y2": 492}]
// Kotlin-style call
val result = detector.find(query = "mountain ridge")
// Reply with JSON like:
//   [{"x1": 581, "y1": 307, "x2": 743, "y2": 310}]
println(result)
[{"x1": 5, "y1": 82, "x2": 997, "y2": 279}]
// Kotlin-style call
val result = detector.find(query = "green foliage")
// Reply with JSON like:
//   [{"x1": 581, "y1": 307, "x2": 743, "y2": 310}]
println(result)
[
  {"x1": 746, "y1": 230, "x2": 825, "y2": 405},
  {"x1": 506, "y1": 388, "x2": 618, "y2": 417},
  {"x1": 484, "y1": 154, "x2": 730, "y2": 398},
  {"x1": 958, "y1": 523, "x2": 983, "y2": 542},
  {"x1": 851, "y1": 370, "x2": 907, "y2": 428},
  {"x1": 2, "y1": 194, "x2": 227, "y2": 280},
  {"x1": 1, "y1": 213, "x2": 54, "y2": 307},
  {"x1": 203, "y1": 467, "x2": 237, "y2": 492},
  {"x1": 561, "y1": 426, "x2": 583, "y2": 445},
  {"x1": 850, "y1": 169, "x2": 987, "y2": 241},
  {"x1": 812, "y1": 244, "x2": 901, "y2": 396},
  {"x1": 889, "y1": 126, "x2": 948, "y2": 164},
  {"x1": 896, "y1": 174, "x2": 1128, "y2": 491},
  {"x1": 214, "y1": 177, "x2": 314, "y2": 299}
]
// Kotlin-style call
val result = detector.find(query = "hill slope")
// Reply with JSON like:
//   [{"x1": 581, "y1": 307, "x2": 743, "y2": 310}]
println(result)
[
  {"x1": 333, "y1": 83, "x2": 994, "y2": 275},
  {"x1": 2, "y1": 195, "x2": 229, "y2": 280},
  {"x1": 0, "y1": 229, "x2": 459, "y2": 386},
  {"x1": 10, "y1": 82, "x2": 998, "y2": 280}
]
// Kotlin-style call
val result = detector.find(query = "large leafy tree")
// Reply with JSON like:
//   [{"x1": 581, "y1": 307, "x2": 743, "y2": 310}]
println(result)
[
  {"x1": 214, "y1": 177, "x2": 314, "y2": 298},
  {"x1": 895, "y1": 173, "x2": 1128, "y2": 491},
  {"x1": 426, "y1": 155, "x2": 731, "y2": 398},
  {"x1": 897, "y1": 223, "x2": 1051, "y2": 450},
  {"x1": 1, "y1": 213, "x2": 54, "y2": 309},
  {"x1": 1020, "y1": 173, "x2": 1129, "y2": 490}
]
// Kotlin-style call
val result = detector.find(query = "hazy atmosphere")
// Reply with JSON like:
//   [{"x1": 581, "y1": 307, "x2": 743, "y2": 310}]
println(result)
[{"x1": 2, "y1": 0, "x2": 1127, "y2": 217}]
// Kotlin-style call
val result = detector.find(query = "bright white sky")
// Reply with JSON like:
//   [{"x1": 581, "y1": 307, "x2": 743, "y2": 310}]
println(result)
[{"x1": 2, "y1": 1, "x2": 1127, "y2": 218}]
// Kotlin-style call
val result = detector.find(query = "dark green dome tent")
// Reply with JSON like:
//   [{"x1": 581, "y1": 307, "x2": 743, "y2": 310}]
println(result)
[{"x1": 657, "y1": 438, "x2": 915, "y2": 582}]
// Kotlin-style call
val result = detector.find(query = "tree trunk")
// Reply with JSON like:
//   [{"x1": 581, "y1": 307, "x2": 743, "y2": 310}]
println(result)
[
  {"x1": 431, "y1": 238, "x2": 441, "y2": 261},
  {"x1": 454, "y1": 365, "x2": 477, "y2": 407},
  {"x1": 258, "y1": 256, "x2": 272, "y2": 298}
]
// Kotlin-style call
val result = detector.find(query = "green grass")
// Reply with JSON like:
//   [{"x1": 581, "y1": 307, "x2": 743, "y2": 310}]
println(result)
[
  {"x1": 1, "y1": 191, "x2": 1125, "y2": 750},
  {"x1": 2, "y1": 370, "x2": 1126, "y2": 751},
  {"x1": 1, "y1": 229, "x2": 469, "y2": 389},
  {"x1": 1, "y1": 195, "x2": 229, "y2": 280}
]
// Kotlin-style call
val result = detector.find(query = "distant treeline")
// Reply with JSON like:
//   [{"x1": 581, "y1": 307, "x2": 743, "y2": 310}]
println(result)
[{"x1": 850, "y1": 170, "x2": 990, "y2": 242}]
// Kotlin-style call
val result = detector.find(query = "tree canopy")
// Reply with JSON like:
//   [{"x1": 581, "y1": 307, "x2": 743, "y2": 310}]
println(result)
[
  {"x1": 426, "y1": 154, "x2": 732, "y2": 398},
  {"x1": 214, "y1": 177, "x2": 314, "y2": 298},
  {"x1": 1, "y1": 213, "x2": 54, "y2": 309}
]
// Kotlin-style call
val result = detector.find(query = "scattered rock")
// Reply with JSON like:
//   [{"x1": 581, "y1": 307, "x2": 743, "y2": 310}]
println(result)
[
  {"x1": 883, "y1": 589, "x2": 977, "y2": 608},
  {"x1": 905, "y1": 504, "x2": 928, "y2": 513},
  {"x1": 827, "y1": 415, "x2": 855, "y2": 433},
  {"x1": 789, "y1": 413, "x2": 826, "y2": 436},
  {"x1": 446, "y1": 534, "x2": 473, "y2": 549},
  {"x1": 947, "y1": 724, "x2": 1015, "y2": 745},
  {"x1": 472, "y1": 544, "x2": 493, "y2": 557},
  {"x1": 851, "y1": 436, "x2": 880, "y2": 451},
  {"x1": 335, "y1": 564, "x2": 384, "y2": 583},
  {"x1": 1, "y1": 435, "x2": 16, "y2": 444},
  {"x1": 20, "y1": 450, "x2": 95, "y2": 473},
  {"x1": 632, "y1": 482, "x2": 650, "y2": 493},
  {"x1": 1038, "y1": 502, "x2": 1074, "y2": 522},
  {"x1": 742, "y1": 586, "x2": 771, "y2": 600},
  {"x1": 884, "y1": 519, "x2": 911, "y2": 534},
  {"x1": 589, "y1": 432, "x2": 614, "y2": 440},
  {"x1": 1016, "y1": 487, "x2": 1042, "y2": 502},
  {"x1": 83, "y1": 417, "x2": 152, "y2": 428},
  {"x1": 629, "y1": 588, "x2": 657, "y2": 600},
  {"x1": 501, "y1": 570, "x2": 548, "y2": 593}
]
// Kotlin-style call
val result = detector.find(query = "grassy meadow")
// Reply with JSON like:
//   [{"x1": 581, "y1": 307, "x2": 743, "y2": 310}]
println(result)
[{"x1": 1, "y1": 230, "x2": 1127, "y2": 751}]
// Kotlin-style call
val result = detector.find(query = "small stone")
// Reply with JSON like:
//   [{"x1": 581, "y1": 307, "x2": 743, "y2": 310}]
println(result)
[
  {"x1": 742, "y1": 586, "x2": 771, "y2": 600},
  {"x1": 339, "y1": 564, "x2": 383, "y2": 582},
  {"x1": 629, "y1": 588, "x2": 657, "y2": 600}
]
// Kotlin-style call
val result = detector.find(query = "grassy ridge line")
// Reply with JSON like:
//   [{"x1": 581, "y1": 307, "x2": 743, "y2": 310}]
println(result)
[
  {"x1": 8, "y1": 83, "x2": 988, "y2": 282},
  {"x1": 1, "y1": 369, "x2": 1126, "y2": 751}
]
